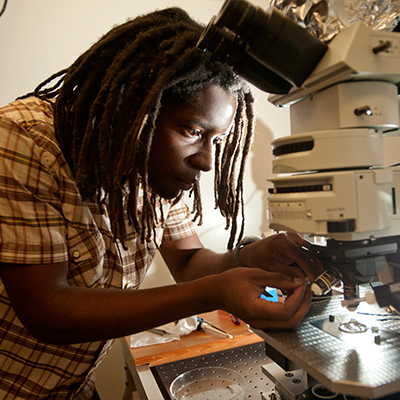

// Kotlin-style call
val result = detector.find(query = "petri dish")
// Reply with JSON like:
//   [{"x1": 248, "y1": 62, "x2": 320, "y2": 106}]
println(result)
[{"x1": 170, "y1": 366, "x2": 245, "y2": 400}]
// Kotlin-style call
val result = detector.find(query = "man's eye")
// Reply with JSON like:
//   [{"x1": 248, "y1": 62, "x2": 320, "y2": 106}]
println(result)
[{"x1": 184, "y1": 127, "x2": 201, "y2": 137}]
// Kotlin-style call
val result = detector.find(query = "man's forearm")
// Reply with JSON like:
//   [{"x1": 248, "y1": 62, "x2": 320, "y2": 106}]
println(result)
[
  {"x1": 0, "y1": 260, "x2": 219, "y2": 345},
  {"x1": 35, "y1": 277, "x2": 218, "y2": 344},
  {"x1": 170, "y1": 248, "x2": 237, "y2": 283}
]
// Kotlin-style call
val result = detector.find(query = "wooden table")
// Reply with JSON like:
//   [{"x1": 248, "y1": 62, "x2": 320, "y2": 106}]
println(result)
[{"x1": 120, "y1": 310, "x2": 263, "y2": 399}]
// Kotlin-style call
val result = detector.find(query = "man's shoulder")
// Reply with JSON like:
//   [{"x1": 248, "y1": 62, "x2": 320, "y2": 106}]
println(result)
[
  {"x1": 0, "y1": 97, "x2": 68, "y2": 177},
  {"x1": 0, "y1": 96, "x2": 55, "y2": 130}
]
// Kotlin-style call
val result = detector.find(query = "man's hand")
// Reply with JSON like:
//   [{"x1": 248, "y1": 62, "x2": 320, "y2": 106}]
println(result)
[
  {"x1": 238, "y1": 232, "x2": 325, "y2": 282},
  {"x1": 209, "y1": 267, "x2": 312, "y2": 330}
]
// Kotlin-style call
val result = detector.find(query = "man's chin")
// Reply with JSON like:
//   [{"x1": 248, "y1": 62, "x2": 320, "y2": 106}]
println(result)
[
  {"x1": 152, "y1": 186, "x2": 182, "y2": 201},
  {"x1": 163, "y1": 192, "x2": 181, "y2": 200}
]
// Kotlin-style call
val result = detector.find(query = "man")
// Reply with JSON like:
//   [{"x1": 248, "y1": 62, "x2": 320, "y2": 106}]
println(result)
[{"x1": 0, "y1": 7, "x2": 322, "y2": 399}]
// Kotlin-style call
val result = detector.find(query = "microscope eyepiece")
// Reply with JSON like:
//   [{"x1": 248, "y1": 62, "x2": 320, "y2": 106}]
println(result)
[
  {"x1": 197, "y1": 15, "x2": 292, "y2": 94},
  {"x1": 201, "y1": 0, "x2": 328, "y2": 89}
]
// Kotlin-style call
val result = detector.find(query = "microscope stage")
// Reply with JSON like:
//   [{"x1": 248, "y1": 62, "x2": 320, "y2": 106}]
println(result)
[{"x1": 255, "y1": 294, "x2": 400, "y2": 399}]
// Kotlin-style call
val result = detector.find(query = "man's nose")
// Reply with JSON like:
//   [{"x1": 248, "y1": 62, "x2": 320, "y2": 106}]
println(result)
[{"x1": 190, "y1": 141, "x2": 214, "y2": 172}]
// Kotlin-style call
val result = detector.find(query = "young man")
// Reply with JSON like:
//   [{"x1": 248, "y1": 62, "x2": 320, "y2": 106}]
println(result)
[{"x1": 0, "y1": 7, "x2": 322, "y2": 399}]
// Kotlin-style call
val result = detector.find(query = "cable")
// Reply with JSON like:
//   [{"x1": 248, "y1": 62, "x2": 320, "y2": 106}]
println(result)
[{"x1": 0, "y1": 0, "x2": 8, "y2": 18}]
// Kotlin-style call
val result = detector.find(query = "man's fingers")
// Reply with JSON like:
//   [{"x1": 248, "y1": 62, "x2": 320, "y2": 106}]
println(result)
[
  {"x1": 296, "y1": 253, "x2": 325, "y2": 281},
  {"x1": 255, "y1": 285, "x2": 311, "y2": 328},
  {"x1": 285, "y1": 232, "x2": 312, "y2": 248},
  {"x1": 285, "y1": 244, "x2": 325, "y2": 282},
  {"x1": 256, "y1": 270, "x2": 309, "y2": 290}
]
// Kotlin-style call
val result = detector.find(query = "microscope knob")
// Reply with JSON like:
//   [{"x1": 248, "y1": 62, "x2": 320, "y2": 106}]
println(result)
[{"x1": 365, "y1": 292, "x2": 376, "y2": 304}]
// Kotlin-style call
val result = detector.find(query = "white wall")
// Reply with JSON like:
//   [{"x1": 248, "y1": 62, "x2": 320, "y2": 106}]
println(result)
[{"x1": 0, "y1": 0, "x2": 290, "y2": 288}]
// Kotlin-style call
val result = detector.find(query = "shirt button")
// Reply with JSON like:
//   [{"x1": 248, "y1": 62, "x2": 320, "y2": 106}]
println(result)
[
  {"x1": 72, "y1": 251, "x2": 80, "y2": 259},
  {"x1": 125, "y1": 282, "x2": 136, "y2": 289}
]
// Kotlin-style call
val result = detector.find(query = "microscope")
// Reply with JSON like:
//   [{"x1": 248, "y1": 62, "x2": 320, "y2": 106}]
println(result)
[{"x1": 198, "y1": 1, "x2": 400, "y2": 398}]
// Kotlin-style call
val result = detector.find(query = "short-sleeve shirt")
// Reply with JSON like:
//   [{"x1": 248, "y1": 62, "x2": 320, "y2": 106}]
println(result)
[{"x1": 0, "y1": 97, "x2": 196, "y2": 399}]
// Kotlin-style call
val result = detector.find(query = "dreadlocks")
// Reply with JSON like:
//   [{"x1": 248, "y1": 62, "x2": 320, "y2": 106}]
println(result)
[{"x1": 21, "y1": 7, "x2": 257, "y2": 250}]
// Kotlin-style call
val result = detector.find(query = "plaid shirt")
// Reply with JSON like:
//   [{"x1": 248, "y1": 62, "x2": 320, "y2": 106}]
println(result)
[{"x1": 0, "y1": 97, "x2": 196, "y2": 399}]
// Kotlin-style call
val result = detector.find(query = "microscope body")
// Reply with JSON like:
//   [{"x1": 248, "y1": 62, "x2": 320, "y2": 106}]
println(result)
[
  {"x1": 199, "y1": 2, "x2": 400, "y2": 397},
  {"x1": 266, "y1": 21, "x2": 400, "y2": 308}
]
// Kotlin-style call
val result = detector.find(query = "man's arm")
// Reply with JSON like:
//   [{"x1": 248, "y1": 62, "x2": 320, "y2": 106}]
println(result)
[
  {"x1": 0, "y1": 260, "x2": 216, "y2": 344},
  {"x1": 0, "y1": 253, "x2": 311, "y2": 345},
  {"x1": 159, "y1": 234, "x2": 237, "y2": 282},
  {"x1": 160, "y1": 232, "x2": 324, "y2": 283}
]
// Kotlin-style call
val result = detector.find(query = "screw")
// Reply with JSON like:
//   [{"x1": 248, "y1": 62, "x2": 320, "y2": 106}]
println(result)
[
  {"x1": 373, "y1": 40, "x2": 391, "y2": 54},
  {"x1": 354, "y1": 106, "x2": 372, "y2": 116}
]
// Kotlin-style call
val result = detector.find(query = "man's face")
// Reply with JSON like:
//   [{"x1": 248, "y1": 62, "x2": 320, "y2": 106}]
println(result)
[{"x1": 147, "y1": 85, "x2": 237, "y2": 199}]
